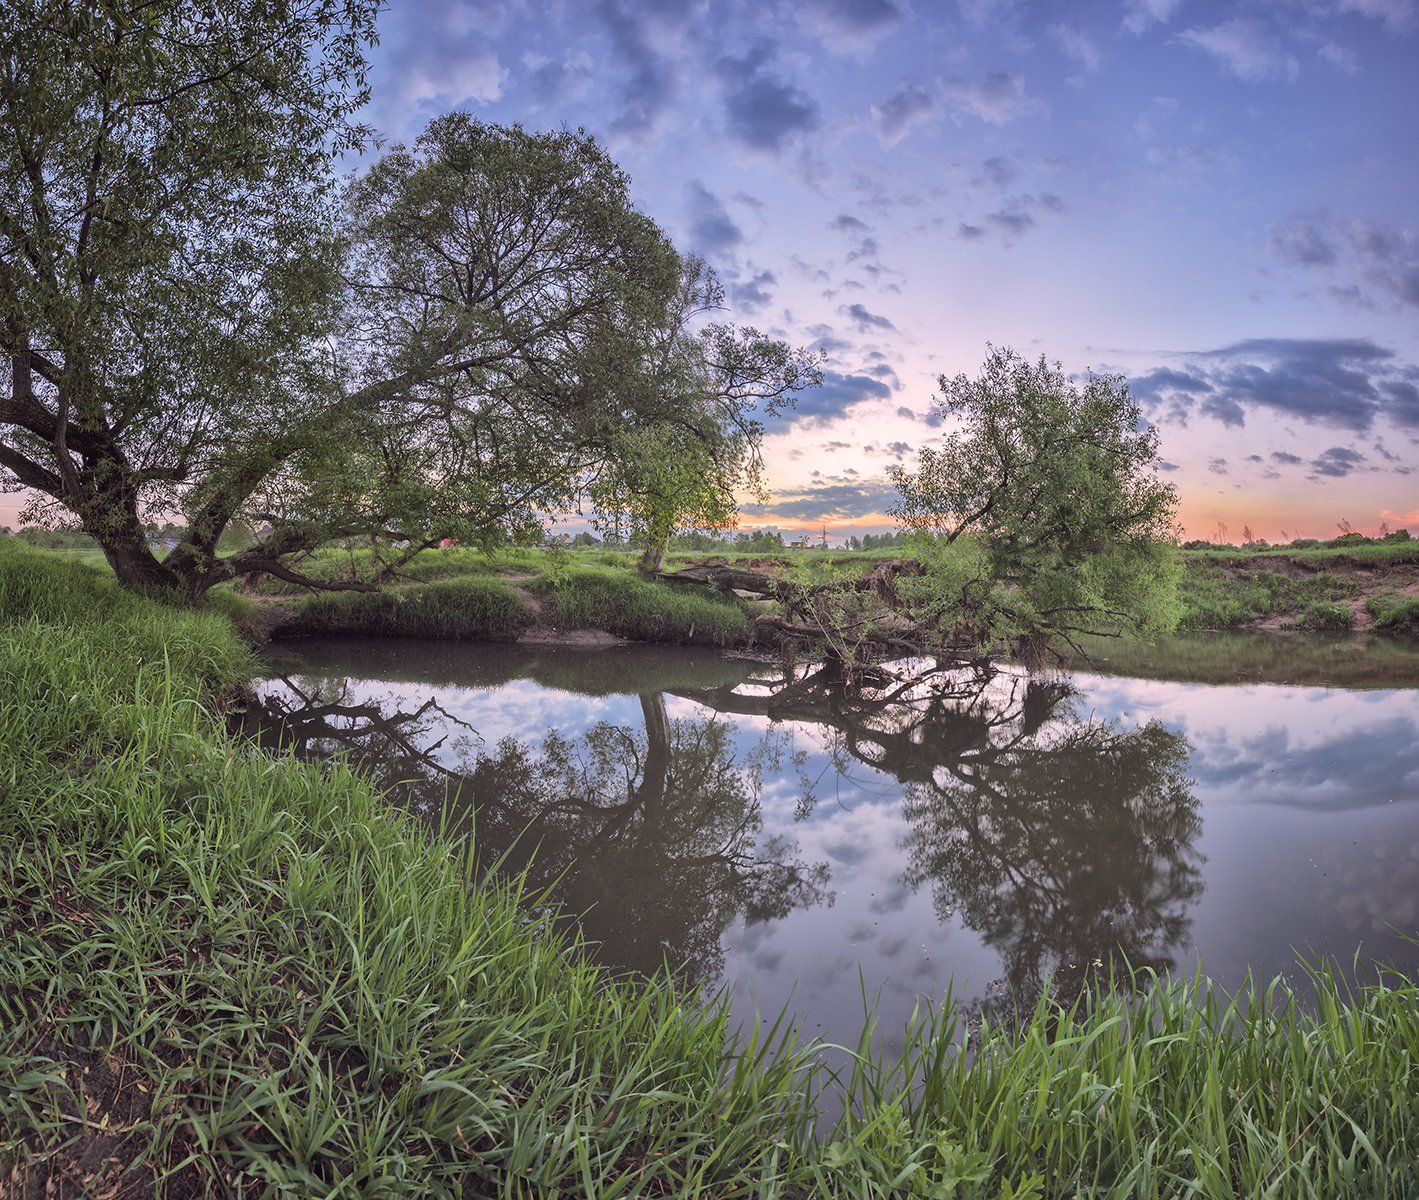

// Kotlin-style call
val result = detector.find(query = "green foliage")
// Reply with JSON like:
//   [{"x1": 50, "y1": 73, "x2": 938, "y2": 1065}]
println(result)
[
  {"x1": 1302, "y1": 600, "x2": 1355, "y2": 630},
  {"x1": 586, "y1": 259, "x2": 821, "y2": 571},
  {"x1": 532, "y1": 565, "x2": 752, "y2": 644},
  {"x1": 1, "y1": 0, "x2": 378, "y2": 590},
  {"x1": 1374, "y1": 597, "x2": 1419, "y2": 636},
  {"x1": 6, "y1": 16, "x2": 805, "y2": 602},
  {"x1": 279, "y1": 578, "x2": 534, "y2": 640}
]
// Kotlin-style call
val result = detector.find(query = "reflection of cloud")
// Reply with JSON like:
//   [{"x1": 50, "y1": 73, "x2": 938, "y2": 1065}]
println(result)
[{"x1": 1190, "y1": 715, "x2": 1419, "y2": 811}]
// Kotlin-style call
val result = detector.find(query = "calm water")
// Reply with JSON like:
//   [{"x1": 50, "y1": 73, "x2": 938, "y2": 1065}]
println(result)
[{"x1": 249, "y1": 633, "x2": 1419, "y2": 1056}]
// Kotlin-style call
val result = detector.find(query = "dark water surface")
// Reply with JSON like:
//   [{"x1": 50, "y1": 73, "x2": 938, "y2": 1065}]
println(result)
[{"x1": 250, "y1": 633, "x2": 1419, "y2": 1056}]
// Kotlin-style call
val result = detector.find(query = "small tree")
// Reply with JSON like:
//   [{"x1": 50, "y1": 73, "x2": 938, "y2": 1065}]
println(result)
[
  {"x1": 889, "y1": 346, "x2": 1180, "y2": 661},
  {"x1": 588, "y1": 260, "x2": 820, "y2": 574}
]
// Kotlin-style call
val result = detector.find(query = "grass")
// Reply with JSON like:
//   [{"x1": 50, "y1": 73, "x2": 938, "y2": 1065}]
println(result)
[
  {"x1": 531, "y1": 563, "x2": 755, "y2": 646},
  {"x1": 276, "y1": 576, "x2": 535, "y2": 640},
  {"x1": 4, "y1": 544, "x2": 1419, "y2": 1195}
]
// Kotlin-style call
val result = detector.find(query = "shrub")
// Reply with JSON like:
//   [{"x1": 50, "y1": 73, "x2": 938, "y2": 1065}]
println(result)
[
  {"x1": 1302, "y1": 600, "x2": 1353, "y2": 631},
  {"x1": 1374, "y1": 597, "x2": 1419, "y2": 636}
]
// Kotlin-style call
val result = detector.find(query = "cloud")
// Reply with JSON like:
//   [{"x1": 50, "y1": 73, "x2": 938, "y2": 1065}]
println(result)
[
  {"x1": 1317, "y1": 41, "x2": 1361, "y2": 73},
  {"x1": 980, "y1": 155, "x2": 1017, "y2": 188},
  {"x1": 1381, "y1": 380, "x2": 1419, "y2": 427},
  {"x1": 1270, "y1": 221, "x2": 1337, "y2": 267},
  {"x1": 941, "y1": 71, "x2": 1045, "y2": 124},
  {"x1": 1122, "y1": 0, "x2": 1183, "y2": 34},
  {"x1": 897, "y1": 403, "x2": 944, "y2": 428},
  {"x1": 1271, "y1": 450, "x2": 1305, "y2": 465},
  {"x1": 1310, "y1": 446, "x2": 1367, "y2": 476},
  {"x1": 1050, "y1": 24, "x2": 1102, "y2": 75},
  {"x1": 1179, "y1": 19, "x2": 1300, "y2": 83},
  {"x1": 716, "y1": 45, "x2": 823, "y2": 153},
  {"x1": 1268, "y1": 218, "x2": 1419, "y2": 310},
  {"x1": 788, "y1": 372, "x2": 894, "y2": 424},
  {"x1": 743, "y1": 480, "x2": 899, "y2": 520},
  {"x1": 957, "y1": 194, "x2": 1068, "y2": 242},
  {"x1": 799, "y1": 0, "x2": 904, "y2": 42},
  {"x1": 526, "y1": 49, "x2": 594, "y2": 105},
  {"x1": 729, "y1": 268, "x2": 777, "y2": 313},
  {"x1": 1150, "y1": 338, "x2": 1418, "y2": 432},
  {"x1": 841, "y1": 302, "x2": 896, "y2": 332},
  {"x1": 370, "y1": 6, "x2": 506, "y2": 132},
  {"x1": 830, "y1": 214, "x2": 872, "y2": 235},
  {"x1": 871, "y1": 81, "x2": 937, "y2": 145},
  {"x1": 1305, "y1": 0, "x2": 1417, "y2": 31},
  {"x1": 684, "y1": 181, "x2": 744, "y2": 258},
  {"x1": 1131, "y1": 367, "x2": 1215, "y2": 400},
  {"x1": 595, "y1": 0, "x2": 686, "y2": 138}
]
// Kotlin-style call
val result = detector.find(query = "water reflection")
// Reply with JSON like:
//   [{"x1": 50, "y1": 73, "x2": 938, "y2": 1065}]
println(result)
[
  {"x1": 245, "y1": 652, "x2": 1202, "y2": 1014},
  {"x1": 681, "y1": 665, "x2": 1200, "y2": 1012},
  {"x1": 240, "y1": 676, "x2": 831, "y2": 985}
]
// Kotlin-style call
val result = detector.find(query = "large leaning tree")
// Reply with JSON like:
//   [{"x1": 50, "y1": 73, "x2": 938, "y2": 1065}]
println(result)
[
  {"x1": 659, "y1": 347, "x2": 1180, "y2": 671},
  {"x1": 889, "y1": 345, "x2": 1181, "y2": 663},
  {"x1": 1, "y1": 0, "x2": 381, "y2": 595},
  {"x1": 1, "y1": 2, "x2": 812, "y2": 599}
]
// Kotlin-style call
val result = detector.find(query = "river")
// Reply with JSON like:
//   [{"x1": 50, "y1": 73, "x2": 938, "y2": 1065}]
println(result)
[{"x1": 247, "y1": 633, "x2": 1419, "y2": 1059}]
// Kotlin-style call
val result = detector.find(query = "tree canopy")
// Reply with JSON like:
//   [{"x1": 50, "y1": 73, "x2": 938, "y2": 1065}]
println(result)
[{"x1": 1, "y1": 2, "x2": 816, "y2": 598}]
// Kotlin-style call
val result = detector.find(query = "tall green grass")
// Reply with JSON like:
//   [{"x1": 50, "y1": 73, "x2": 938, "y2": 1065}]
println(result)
[
  {"x1": 277, "y1": 576, "x2": 534, "y2": 640},
  {"x1": 4, "y1": 546, "x2": 1419, "y2": 1196}
]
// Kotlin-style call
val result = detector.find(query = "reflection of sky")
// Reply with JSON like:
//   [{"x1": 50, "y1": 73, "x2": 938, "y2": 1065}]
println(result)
[{"x1": 262, "y1": 641, "x2": 1419, "y2": 1057}]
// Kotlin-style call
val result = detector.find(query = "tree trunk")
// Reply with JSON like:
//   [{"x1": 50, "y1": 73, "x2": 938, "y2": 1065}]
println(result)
[
  {"x1": 638, "y1": 538, "x2": 666, "y2": 575},
  {"x1": 99, "y1": 537, "x2": 178, "y2": 593}
]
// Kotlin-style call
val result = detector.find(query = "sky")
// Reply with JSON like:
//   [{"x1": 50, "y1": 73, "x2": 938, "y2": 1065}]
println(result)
[{"x1": 10, "y1": 0, "x2": 1416, "y2": 540}]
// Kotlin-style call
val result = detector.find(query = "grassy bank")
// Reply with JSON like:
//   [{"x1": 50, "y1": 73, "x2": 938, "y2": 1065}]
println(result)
[
  {"x1": 529, "y1": 563, "x2": 754, "y2": 646},
  {"x1": 1175, "y1": 544, "x2": 1419, "y2": 633},
  {"x1": 249, "y1": 550, "x2": 755, "y2": 646},
  {"x1": 277, "y1": 576, "x2": 536, "y2": 640},
  {"x1": 4, "y1": 544, "x2": 1419, "y2": 1196}
]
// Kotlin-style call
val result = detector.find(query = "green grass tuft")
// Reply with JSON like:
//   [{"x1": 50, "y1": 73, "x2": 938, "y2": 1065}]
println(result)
[
  {"x1": 1374, "y1": 596, "x2": 1419, "y2": 636},
  {"x1": 1301, "y1": 599, "x2": 1354, "y2": 631}
]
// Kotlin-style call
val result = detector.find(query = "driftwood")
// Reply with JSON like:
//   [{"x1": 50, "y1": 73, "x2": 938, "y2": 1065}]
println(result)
[{"x1": 656, "y1": 557, "x2": 965, "y2": 668}]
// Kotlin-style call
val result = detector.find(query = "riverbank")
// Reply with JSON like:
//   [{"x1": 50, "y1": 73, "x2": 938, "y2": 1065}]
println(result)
[
  {"x1": 254, "y1": 542, "x2": 1419, "y2": 643},
  {"x1": 4, "y1": 544, "x2": 1419, "y2": 1196},
  {"x1": 23, "y1": 540, "x2": 1419, "y2": 646}
]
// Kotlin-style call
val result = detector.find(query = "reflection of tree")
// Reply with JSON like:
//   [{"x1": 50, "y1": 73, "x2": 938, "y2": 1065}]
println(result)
[
  {"x1": 680, "y1": 663, "x2": 1202, "y2": 1013},
  {"x1": 238, "y1": 682, "x2": 830, "y2": 987}
]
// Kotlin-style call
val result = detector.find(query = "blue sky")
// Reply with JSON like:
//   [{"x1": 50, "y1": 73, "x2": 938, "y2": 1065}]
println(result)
[{"x1": 357, "y1": 0, "x2": 1418, "y2": 539}]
